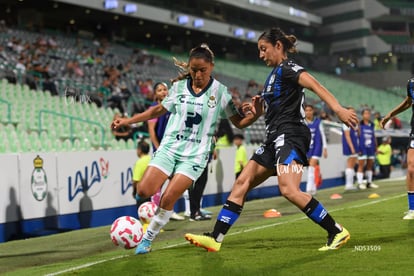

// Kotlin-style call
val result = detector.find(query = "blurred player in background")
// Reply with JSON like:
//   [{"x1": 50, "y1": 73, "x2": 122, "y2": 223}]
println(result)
[
  {"x1": 112, "y1": 43, "x2": 262, "y2": 254},
  {"x1": 342, "y1": 106, "x2": 359, "y2": 191},
  {"x1": 132, "y1": 140, "x2": 151, "y2": 208},
  {"x1": 304, "y1": 104, "x2": 327, "y2": 195},
  {"x1": 357, "y1": 109, "x2": 378, "y2": 189},
  {"x1": 233, "y1": 134, "x2": 248, "y2": 179},
  {"x1": 376, "y1": 136, "x2": 392, "y2": 179},
  {"x1": 381, "y1": 78, "x2": 414, "y2": 220},
  {"x1": 185, "y1": 27, "x2": 358, "y2": 253}
]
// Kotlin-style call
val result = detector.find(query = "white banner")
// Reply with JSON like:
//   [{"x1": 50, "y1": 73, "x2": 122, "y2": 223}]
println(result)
[
  {"x1": 0, "y1": 154, "x2": 20, "y2": 223},
  {"x1": 56, "y1": 150, "x2": 137, "y2": 215},
  {"x1": 18, "y1": 153, "x2": 58, "y2": 221}
]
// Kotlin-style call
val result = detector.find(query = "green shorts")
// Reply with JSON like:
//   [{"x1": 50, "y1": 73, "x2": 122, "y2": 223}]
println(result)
[{"x1": 149, "y1": 149, "x2": 208, "y2": 181}]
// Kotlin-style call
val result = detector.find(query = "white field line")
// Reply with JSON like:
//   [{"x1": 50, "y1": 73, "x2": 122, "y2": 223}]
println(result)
[{"x1": 46, "y1": 193, "x2": 405, "y2": 276}]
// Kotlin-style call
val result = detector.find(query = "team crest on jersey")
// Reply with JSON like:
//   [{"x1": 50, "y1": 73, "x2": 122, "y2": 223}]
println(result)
[
  {"x1": 255, "y1": 146, "x2": 264, "y2": 155},
  {"x1": 207, "y1": 96, "x2": 216, "y2": 108}
]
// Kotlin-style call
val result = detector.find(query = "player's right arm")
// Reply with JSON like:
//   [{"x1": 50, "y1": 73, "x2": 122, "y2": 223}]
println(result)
[
  {"x1": 111, "y1": 104, "x2": 167, "y2": 129},
  {"x1": 381, "y1": 96, "x2": 411, "y2": 129}
]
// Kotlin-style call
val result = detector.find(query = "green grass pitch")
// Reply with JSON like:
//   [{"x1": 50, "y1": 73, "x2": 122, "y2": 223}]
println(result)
[{"x1": 1, "y1": 178, "x2": 413, "y2": 275}]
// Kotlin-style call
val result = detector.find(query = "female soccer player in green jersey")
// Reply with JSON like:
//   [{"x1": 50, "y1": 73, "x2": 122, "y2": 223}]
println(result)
[
  {"x1": 111, "y1": 43, "x2": 263, "y2": 254},
  {"x1": 185, "y1": 27, "x2": 358, "y2": 252}
]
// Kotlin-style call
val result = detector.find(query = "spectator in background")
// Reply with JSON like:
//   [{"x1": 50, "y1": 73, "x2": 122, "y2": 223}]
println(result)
[
  {"x1": 319, "y1": 110, "x2": 332, "y2": 121},
  {"x1": 215, "y1": 118, "x2": 234, "y2": 148},
  {"x1": 392, "y1": 117, "x2": 402, "y2": 129},
  {"x1": 132, "y1": 140, "x2": 151, "y2": 208},
  {"x1": 233, "y1": 134, "x2": 248, "y2": 179},
  {"x1": 245, "y1": 79, "x2": 259, "y2": 98},
  {"x1": 111, "y1": 113, "x2": 132, "y2": 141},
  {"x1": 357, "y1": 109, "x2": 378, "y2": 189},
  {"x1": 304, "y1": 105, "x2": 328, "y2": 195},
  {"x1": 374, "y1": 112, "x2": 382, "y2": 130},
  {"x1": 342, "y1": 106, "x2": 359, "y2": 191},
  {"x1": 15, "y1": 57, "x2": 26, "y2": 74},
  {"x1": 376, "y1": 136, "x2": 392, "y2": 179}
]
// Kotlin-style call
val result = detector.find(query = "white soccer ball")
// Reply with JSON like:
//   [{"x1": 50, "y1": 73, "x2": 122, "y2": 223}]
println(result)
[
  {"x1": 138, "y1": 201, "x2": 158, "y2": 224},
  {"x1": 110, "y1": 216, "x2": 143, "y2": 249}
]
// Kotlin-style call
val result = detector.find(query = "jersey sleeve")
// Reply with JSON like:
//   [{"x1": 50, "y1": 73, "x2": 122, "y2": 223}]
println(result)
[
  {"x1": 161, "y1": 82, "x2": 177, "y2": 113},
  {"x1": 283, "y1": 60, "x2": 306, "y2": 84},
  {"x1": 220, "y1": 88, "x2": 239, "y2": 118}
]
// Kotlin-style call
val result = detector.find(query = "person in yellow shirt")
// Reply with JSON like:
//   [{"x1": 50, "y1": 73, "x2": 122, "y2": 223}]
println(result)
[
  {"x1": 233, "y1": 134, "x2": 248, "y2": 179},
  {"x1": 376, "y1": 136, "x2": 392, "y2": 179},
  {"x1": 132, "y1": 140, "x2": 151, "y2": 207}
]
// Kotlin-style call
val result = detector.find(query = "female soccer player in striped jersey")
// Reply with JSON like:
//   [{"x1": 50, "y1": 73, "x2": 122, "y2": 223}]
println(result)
[
  {"x1": 112, "y1": 44, "x2": 263, "y2": 254},
  {"x1": 185, "y1": 27, "x2": 358, "y2": 252},
  {"x1": 381, "y1": 78, "x2": 414, "y2": 220}
]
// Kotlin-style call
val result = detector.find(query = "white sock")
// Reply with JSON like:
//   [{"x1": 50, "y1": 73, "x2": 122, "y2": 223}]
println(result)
[
  {"x1": 366, "y1": 170, "x2": 373, "y2": 183},
  {"x1": 306, "y1": 166, "x2": 315, "y2": 193},
  {"x1": 143, "y1": 208, "x2": 173, "y2": 241},
  {"x1": 345, "y1": 168, "x2": 355, "y2": 188},
  {"x1": 183, "y1": 189, "x2": 190, "y2": 214},
  {"x1": 357, "y1": 172, "x2": 364, "y2": 185}
]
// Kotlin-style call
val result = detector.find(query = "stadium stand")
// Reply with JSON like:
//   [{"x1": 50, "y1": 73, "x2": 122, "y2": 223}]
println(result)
[{"x1": 0, "y1": 25, "x2": 410, "y2": 151}]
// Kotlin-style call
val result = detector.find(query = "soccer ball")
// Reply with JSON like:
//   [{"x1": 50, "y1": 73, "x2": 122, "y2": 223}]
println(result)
[
  {"x1": 110, "y1": 216, "x2": 143, "y2": 249},
  {"x1": 138, "y1": 201, "x2": 158, "y2": 224}
]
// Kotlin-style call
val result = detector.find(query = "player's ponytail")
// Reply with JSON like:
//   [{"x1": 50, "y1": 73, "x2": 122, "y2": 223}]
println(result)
[
  {"x1": 259, "y1": 27, "x2": 298, "y2": 54},
  {"x1": 171, "y1": 43, "x2": 215, "y2": 83}
]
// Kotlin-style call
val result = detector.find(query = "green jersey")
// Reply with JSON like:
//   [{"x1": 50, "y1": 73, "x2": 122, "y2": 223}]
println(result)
[{"x1": 160, "y1": 77, "x2": 238, "y2": 162}]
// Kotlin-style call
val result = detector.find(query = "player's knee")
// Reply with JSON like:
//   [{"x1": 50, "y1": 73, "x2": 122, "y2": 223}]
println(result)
[
  {"x1": 407, "y1": 162, "x2": 414, "y2": 178},
  {"x1": 279, "y1": 185, "x2": 297, "y2": 201},
  {"x1": 137, "y1": 185, "x2": 153, "y2": 199}
]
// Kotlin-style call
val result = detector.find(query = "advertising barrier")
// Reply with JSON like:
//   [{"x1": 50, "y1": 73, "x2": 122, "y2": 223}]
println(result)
[{"x1": 0, "y1": 144, "x2": 346, "y2": 242}]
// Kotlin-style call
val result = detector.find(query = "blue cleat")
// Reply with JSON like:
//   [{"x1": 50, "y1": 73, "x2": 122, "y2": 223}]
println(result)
[{"x1": 135, "y1": 238, "x2": 152, "y2": 254}]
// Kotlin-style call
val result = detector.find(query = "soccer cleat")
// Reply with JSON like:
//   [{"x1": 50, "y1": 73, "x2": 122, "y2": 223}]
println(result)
[
  {"x1": 200, "y1": 208, "x2": 213, "y2": 216},
  {"x1": 318, "y1": 227, "x2": 350, "y2": 251},
  {"x1": 344, "y1": 186, "x2": 358, "y2": 192},
  {"x1": 135, "y1": 238, "x2": 152, "y2": 254},
  {"x1": 367, "y1": 183, "x2": 379, "y2": 189},
  {"x1": 185, "y1": 233, "x2": 221, "y2": 252},
  {"x1": 403, "y1": 210, "x2": 414, "y2": 220},
  {"x1": 358, "y1": 184, "x2": 367, "y2": 190},
  {"x1": 189, "y1": 211, "x2": 212, "y2": 221},
  {"x1": 170, "y1": 212, "x2": 185, "y2": 221}
]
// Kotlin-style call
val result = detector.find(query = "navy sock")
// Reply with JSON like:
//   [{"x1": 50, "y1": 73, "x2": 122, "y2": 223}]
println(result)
[
  {"x1": 408, "y1": 192, "x2": 414, "y2": 210},
  {"x1": 212, "y1": 200, "x2": 243, "y2": 242},
  {"x1": 303, "y1": 197, "x2": 341, "y2": 235}
]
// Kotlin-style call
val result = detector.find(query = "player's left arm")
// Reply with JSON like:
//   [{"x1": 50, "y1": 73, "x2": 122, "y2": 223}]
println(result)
[{"x1": 298, "y1": 72, "x2": 358, "y2": 129}]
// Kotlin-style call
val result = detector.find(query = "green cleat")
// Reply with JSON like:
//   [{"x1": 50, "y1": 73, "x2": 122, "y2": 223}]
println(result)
[
  {"x1": 185, "y1": 233, "x2": 221, "y2": 252},
  {"x1": 319, "y1": 227, "x2": 350, "y2": 251}
]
